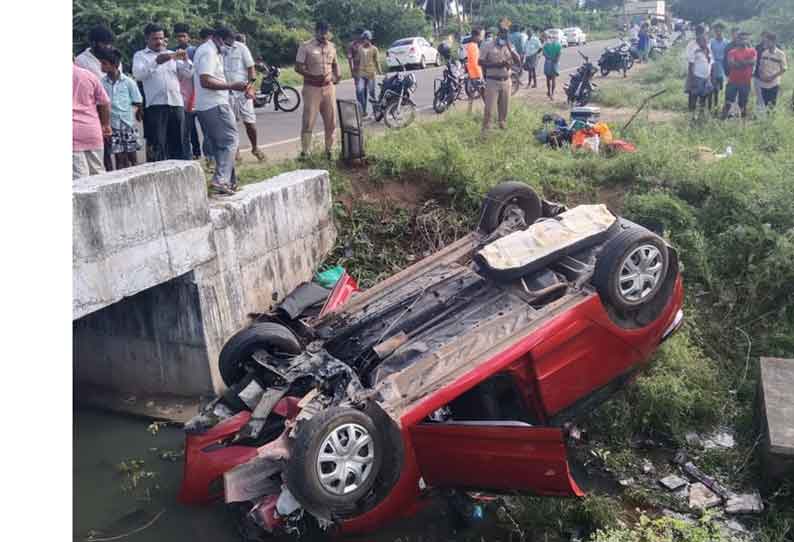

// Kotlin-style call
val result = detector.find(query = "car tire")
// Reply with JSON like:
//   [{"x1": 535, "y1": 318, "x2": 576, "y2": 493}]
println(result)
[
  {"x1": 593, "y1": 228, "x2": 670, "y2": 312},
  {"x1": 285, "y1": 407, "x2": 384, "y2": 519},
  {"x1": 218, "y1": 323, "x2": 302, "y2": 387},
  {"x1": 479, "y1": 181, "x2": 542, "y2": 234}
]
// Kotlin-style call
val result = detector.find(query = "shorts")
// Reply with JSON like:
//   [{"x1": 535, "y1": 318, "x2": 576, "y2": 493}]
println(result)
[
  {"x1": 544, "y1": 58, "x2": 559, "y2": 77},
  {"x1": 760, "y1": 86, "x2": 779, "y2": 107},
  {"x1": 725, "y1": 82, "x2": 750, "y2": 108},
  {"x1": 110, "y1": 124, "x2": 141, "y2": 154},
  {"x1": 230, "y1": 92, "x2": 256, "y2": 124},
  {"x1": 72, "y1": 149, "x2": 104, "y2": 180},
  {"x1": 688, "y1": 76, "x2": 713, "y2": 97},
  {"x1": 524, "y1": 53, "x2": 539, "y2": 70}
]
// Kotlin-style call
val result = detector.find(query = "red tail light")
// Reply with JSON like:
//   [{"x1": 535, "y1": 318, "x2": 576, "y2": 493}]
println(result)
[{"x1": 409, "y1": 47, "x2": 416, "y2": 54}]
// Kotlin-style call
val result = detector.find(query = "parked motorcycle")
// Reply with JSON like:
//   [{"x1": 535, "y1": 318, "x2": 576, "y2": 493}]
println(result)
[
  {"x1": 433, "y1": 59, "x2": 466, "y2": 113},
  {"x1": 253, "y1": 64, "x2": 300, "y2": 112},
  {"x1": 372, "y1": 57, "x2": 418, "y2": 128},
  {"x1": 565, "y1": 51, "x2": 598, "y2": 106},
  {"x1": 598, "y1": 41, "x2": 634, "y2": 77}
]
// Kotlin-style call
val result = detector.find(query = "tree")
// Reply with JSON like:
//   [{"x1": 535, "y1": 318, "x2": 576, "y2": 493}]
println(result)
[{"x1": 670, "y1": 0, "x2": 771, "y2": 22}]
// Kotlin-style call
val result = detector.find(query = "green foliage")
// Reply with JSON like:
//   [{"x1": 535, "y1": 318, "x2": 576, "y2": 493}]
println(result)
[
  {"x1": 476, "y1": 1, "x2": 610, "y2": 33},
  {"x1": 593, "y1": 514, "x2": 727, "y2": 542},
  {"x1": 508, "y1": 494, "x2": 622, "y2": 538}
]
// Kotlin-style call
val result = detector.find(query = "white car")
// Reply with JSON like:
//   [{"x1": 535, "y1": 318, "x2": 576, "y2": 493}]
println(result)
[
  {"x1": 387, "y1": 37, "x2": 439, "y2": 70},
  {"x1": 563, "y1": 27, "x2": 587, "y2": 46},
  {"x1": 545, "y1": 28, "x2": 569, "y2": 47}
]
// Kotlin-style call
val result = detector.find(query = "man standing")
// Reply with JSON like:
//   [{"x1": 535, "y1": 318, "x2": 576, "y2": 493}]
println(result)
[
  {"x1": 509, "y1": 24, "x2": 528, "y2": 79},
  {"x1": 756, "y1": 32, "x2": 787, "y2": 109},
  {"x1": 465, "y1": 28, "x2": 484, "y2": 104},
  {"x1": 98, "y1": 47, "x2": 143, "y2": 170},
  {"x1": 132, "y1": 22, "x2": 193, "y2": 161},
  {"x1": 752, "y1": 31, "x2": 769, "y2": 113},
  {"x1": 222, "y1": 33, "x2": 265, "y2": 161},
  {"x1": 347, "y1": 28, "x2": 365, "y2": 89},
  {"x1": 354, "y1": 31, "x2": 381, "y2": 118},
  {"x1": 75, "y1": 25, "x2": 114, "y2": 78},
  {"x1": 721, "y1": 32, "x2": 756, "y2": 119},
  {"x1": 542, "y1": 32, "x2": 562, "y2": 100},
  {"x1": 295, "y1": 21, "x2": 341, "y2": 159},
  {"x1": 479, "y1": 23, "x2": 520, "y2": 134},
  {"x1": 524, "y1": 28, "x2": 542, "y2": 89},
  {"x1": 173, "y1": 23, "x2": 201, "y2": 160},
  {"x1": 193, "y1": 27, "x2": 251, "y2": 194},
  {"x1": 686, "y1": 33, "x2": 713, "y2": 120},
  {"x1": 723, "y1": 27, "x2": 741, "y2": 79},
  {"x1": 73, "y1": 64, "x2": 111, "y2": 179},
  {"x1": 638, "y1": 23, "x2": 651, "y2": 63},
  {"x1": 709, "y1": 23, "x2": 728, "y2": 112}
]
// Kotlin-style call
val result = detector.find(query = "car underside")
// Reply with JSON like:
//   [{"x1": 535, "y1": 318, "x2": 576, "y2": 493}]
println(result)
[{"x1": 178, "y1": 181, "x2": 685, "y2": 538}]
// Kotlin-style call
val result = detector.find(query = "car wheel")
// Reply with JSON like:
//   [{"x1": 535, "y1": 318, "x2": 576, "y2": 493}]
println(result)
[
  {"x1": 593, "y1": 228, "x2": 669, "y2": 312},
  {"x1": 285, "y1": 407, "x2": 384, "y2": 518},
  {"x1": 479, "y1": 181, "x2": 542, "y2": 234},
  {"x1": 218, "y1": 322, "x2": 302, "y2": 387}
]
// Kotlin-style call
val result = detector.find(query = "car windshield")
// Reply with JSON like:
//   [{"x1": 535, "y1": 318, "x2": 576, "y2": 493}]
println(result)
[
  {"x1": 564, "y1": 28, "x2": 577, "y2": 34},
  {"x1": 391, "y1": 39, "x2": 415, "y2": 48}
]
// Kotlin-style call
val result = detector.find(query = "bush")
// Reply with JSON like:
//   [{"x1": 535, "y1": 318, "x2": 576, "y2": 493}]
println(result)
[{"x1": 593, "y1": 514, "x2": 727, "y2": 542}]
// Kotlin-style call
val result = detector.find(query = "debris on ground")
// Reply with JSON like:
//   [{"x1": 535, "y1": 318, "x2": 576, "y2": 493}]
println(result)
[
  {"x1": 681, "y1": 461, "x2": 732, "y2": 500},
  {"x1": 685, "y1": 429, "x2": 736, "y2": 450},
  {"x1": 659, "y1": 474, "x2": 688, "y2": 491},
  {"x1": 688, "y1": 482, "x2": 721, "y2": 509},
  {"x1": 641, "y1": 458, "x2": 656, "y2": 475},
  {"x1": 726, "y1": 492, "x2": 764, "y2": 515},
  {"x1": 619, "y1": 478, "x2": 635, "y2": 487}
]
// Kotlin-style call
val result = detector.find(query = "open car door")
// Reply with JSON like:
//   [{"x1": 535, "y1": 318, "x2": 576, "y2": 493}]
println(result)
[{"x1": 408, "y1": 374, "x2": 583, "y2": 497}]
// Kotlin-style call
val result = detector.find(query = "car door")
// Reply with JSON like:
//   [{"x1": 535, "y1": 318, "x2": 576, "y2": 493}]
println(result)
[{"x1": 408, "y1": 374, "x2": 583, "y2": 497}]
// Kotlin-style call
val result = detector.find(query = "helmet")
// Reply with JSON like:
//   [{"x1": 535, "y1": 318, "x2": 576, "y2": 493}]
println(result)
[{"x1": 437, "y1": 41, "x2": 452, "y2": 60}]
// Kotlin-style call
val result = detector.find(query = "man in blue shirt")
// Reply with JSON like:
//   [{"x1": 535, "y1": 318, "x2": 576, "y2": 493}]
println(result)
[
  {"x1": 523, "y1": 27, "x2": 542, "y2": 88},
  {"x1": 709, "y1": 23, "x2": 728, "y2": 112},
  {"x1": 638, "y1": 23, "x2": 651, "y2": 63},
  {"x1": 98, "y1": 47, "x2": 143, "y2": 170}
]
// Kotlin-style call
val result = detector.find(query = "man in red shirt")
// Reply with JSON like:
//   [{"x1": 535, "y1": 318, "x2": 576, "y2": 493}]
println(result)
[
  {"x1": 73, "y1": 64, "x2": 111, "y2": 179},
  {"x1": 722, "y1": 32, "x2": 756, "y2": 119}
]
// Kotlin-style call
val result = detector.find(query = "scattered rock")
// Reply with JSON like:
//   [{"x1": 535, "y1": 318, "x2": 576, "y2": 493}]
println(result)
[
  {"x1": 703, "y1": 430, "x2": 736, "y2": 450},
  {"x1": 723, "y1": 519, "x2": 749, "y2": 534},
  {"x1": 685, "y1": 432, "x2": 703, "y2": 447},
  {"x1": 726, "y1": 492, "x2": 764, "y2": 514},
  {"x1": 688, "y1": 482, "x2": 721, "y2": 510},
  {"x1": 659, "y1": 474, "x2": 688, "y2": 491},
  {"x1": 619, "y1": 478, "x2": 635, "y2": 487},
  {"x1": 642, "y1": 459, "x2": 656, "y2": 474}
]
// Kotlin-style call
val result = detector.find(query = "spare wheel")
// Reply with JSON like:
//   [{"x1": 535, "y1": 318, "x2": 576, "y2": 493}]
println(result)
[
  {"x1": 285, "y1": 407, "x2": 383, "y2": 519},
  {"x1": 479, "y1": 181, "x2": 542, "y2": 234},
  {"x1": 218, "y1": 323, "x2": 302, "y2": 387},
  {"x1": 593, "y1": 227, "x2": 669, "y2": 311}
]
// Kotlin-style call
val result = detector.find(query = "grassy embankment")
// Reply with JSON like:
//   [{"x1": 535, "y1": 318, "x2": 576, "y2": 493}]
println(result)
[{"x1": 236, "y1": 47, "x2": 794, "y2": 541}]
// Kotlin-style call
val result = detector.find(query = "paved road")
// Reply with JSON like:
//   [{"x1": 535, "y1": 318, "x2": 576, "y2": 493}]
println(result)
[{"x1": 241, "y1": 36, "x2": 627, "y2": 152}]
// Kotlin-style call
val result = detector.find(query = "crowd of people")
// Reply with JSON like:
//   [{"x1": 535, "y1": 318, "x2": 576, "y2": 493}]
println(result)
[
  {"x1": 685, "y1": 23, "x2": 787, "y2": 120},
  {"x1": 73, "y1": 20, "x2": 349, "y2": 192}
]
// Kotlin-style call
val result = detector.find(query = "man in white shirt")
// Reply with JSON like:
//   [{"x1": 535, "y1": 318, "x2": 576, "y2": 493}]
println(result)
[
  {"x1": 194, "y1": 27, "x2": 251, "y2": 194},
  {"x1": 686, "y1": 30, "x2": 713, "y2": 119},
  {"x1": 75, "y1": 25, "x2": 114, "y2": 79},
  {"x1": 224, "y1": 33, "x2": 264, "y2": 161},
  {"x1": 132, "y1": 22, "x2": 193, "y2": 161}
]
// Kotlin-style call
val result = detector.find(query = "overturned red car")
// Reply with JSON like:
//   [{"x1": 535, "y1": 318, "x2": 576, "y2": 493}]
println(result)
[{"x1": 178, "y1": 181, "x2": 684, "y2": 537}]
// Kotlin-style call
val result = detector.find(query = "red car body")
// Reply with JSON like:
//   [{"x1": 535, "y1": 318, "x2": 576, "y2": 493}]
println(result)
[{"x1": 180, "y1": 268, "x2": 684, "y2": 535}]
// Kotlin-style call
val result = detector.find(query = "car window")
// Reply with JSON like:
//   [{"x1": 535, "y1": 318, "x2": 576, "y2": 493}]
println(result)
[
  {"x1": 391, "y1": 39, "x2": 414, "y2": 48},
  {"x1": 431, "y1": 373, "x2": 541, "y2": 425}
]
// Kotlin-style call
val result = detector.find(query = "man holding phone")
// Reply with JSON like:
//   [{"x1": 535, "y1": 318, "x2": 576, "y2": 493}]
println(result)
[
  {"x1": 132, "y1": 22, "x2": 193, "y2": 161},
  {"x1": 193, "y1": 27, "x2": 253, "y2": 194}
]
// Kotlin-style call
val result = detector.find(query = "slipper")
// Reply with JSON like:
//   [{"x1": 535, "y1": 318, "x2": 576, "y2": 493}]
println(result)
[{"x1": 210, "y1": 182, "x2": 235, "y2": 195}]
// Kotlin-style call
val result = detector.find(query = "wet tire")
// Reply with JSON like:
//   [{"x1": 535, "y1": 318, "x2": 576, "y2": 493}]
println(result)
[
  {"x1": 218, "y1": 323, "x2": 302, "y2": 387},
  {"x1": 593, "y1": 228, "x2": 670, "y2": 312},
  {"x1": 479, "y1": 181, "x2": 543, "y2": 235},
  {"x1": 285, "y1": 407, "x2": 384, "y2": 519}
]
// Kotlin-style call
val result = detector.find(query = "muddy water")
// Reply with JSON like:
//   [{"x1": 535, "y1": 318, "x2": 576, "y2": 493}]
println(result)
[
  {"x1": 74, "y1": 409, "x2": 470, "y2": 542},
  {"x1": 74, "y1": 408, "x2": 238, "y2": 542}
]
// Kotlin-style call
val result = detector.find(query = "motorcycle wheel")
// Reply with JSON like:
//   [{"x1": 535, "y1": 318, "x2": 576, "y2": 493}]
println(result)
[
  {"x1": 275, "y1": 86, "x2": 301, "y2": 112},
  {"x1": 576, "y1": 85, "x2": 592, "y2": 107},
  {"x1": 433, "y1": 88, "x2": 451, "y2": 114},
  {"x1": 253, "y1": 93, "x2": 267, "y2": 108},
  {"x1": 465, "y1": 79, "x2": 484, "y2": 100},
  {"x1": 384, "y1": 99, "x2": 416, "y2": 129},
  {"x1": 600, "y1": 66, "x2": 610, "y2": 77},
  {"x1": 625, "y1": 56, "x2": 635, "y2": 70}
]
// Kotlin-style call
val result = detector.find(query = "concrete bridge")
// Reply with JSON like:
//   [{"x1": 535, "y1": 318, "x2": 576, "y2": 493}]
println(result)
[{"x1": 73, "y1": 161, "x2": 335, "y2": 404}]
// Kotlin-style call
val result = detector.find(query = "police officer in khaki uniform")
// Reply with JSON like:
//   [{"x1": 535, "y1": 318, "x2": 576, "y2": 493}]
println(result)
[
  {"x1": 295, "y1": 21, "x2": 341, "y2": 158},
  {"x1": 479, "y1": 21, "x2": 520, "y2": 134}
]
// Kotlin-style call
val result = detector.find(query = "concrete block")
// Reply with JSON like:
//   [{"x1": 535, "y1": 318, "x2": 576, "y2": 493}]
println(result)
[
  {"x1": 758, "y1": 357, "x2": 794, "y2": 486},
  {"x1": 73, "y1": 161, "x2": 214, "y2": 319}
]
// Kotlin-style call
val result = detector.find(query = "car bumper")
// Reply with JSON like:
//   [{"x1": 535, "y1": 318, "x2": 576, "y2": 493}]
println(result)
[{"x1": 387, "y1": 55, "x2": 420, "y2": 67}]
